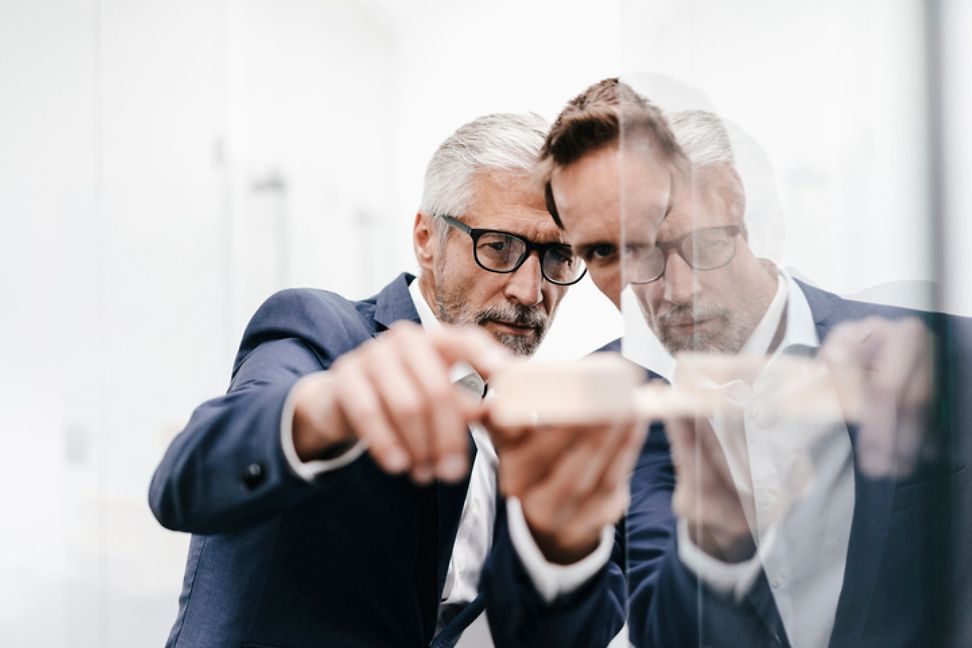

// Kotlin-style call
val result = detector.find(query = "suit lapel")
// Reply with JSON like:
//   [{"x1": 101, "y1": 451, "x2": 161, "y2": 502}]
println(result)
[
  {"x1": 828, "y1": 425, "x2": 896, "y2": 646},
  {"x1": 798, "y1": 281, "x2": 897, "y2": 646},
  {"x1": 373, "y1": 272, "x2": 422, "y2": 331},
  {"x1": 373, "y1": 274, "x2": 485, "y2": 609},
  {"x1": 370, "y1": 273, "x2": 482, "y2": 639}
]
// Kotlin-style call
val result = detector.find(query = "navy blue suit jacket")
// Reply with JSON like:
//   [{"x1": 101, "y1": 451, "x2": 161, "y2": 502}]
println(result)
[
  {"x1": 626, "y1": 281, "x2": 972, "y2": 647},
  {"x1": 149, "y1": 273, "x2": 626, "y2": 647}
]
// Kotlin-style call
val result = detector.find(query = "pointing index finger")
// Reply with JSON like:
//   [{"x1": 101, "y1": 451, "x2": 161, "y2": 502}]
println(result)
[{"x1": 420, "y1": 323, "x2": 512, "y2": 381}]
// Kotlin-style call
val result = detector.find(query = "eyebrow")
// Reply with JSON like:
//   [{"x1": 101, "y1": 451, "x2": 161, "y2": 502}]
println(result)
[{"x1": 476, "y1": 226, "x2": 569, "y2": 247}]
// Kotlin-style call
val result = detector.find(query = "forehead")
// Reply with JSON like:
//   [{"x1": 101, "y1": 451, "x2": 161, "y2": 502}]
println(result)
[
  {"x1": 659, "y1": 164, "x2": 742, "y2": 239},
  {"x1": 550, "y1": 142, "x2": 674, "y2": 247},
  {"x1": 464, "y1": 169, "x2": 563, "y2": 242}
]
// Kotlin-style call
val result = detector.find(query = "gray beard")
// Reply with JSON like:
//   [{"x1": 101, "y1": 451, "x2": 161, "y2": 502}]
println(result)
[
  {"x1": 434, "y1": 284, "x2": 548, "y2": 357},
  {"x1": 652, "y1": 303, "x2": 749, "y2": 355}
]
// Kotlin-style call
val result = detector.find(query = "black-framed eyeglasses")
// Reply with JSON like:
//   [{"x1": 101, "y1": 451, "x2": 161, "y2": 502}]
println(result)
[
  {"x1": 439, "y1": 215, "x2": 587, "y2": 286},
  {"x1": 628, "y1": 225, "x2": 742, "y2": 284}
]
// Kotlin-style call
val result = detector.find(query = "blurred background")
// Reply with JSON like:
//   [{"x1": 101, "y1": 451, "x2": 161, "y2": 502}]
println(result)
[{"x1": 0, "y1": 0, "x2": 969, "y2": 646}]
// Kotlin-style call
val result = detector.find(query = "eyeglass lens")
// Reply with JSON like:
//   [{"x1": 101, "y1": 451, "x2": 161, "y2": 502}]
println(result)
[
  {"x1": 628, "y1": 227, "x2": 737, "y2": 282},
  {"x1": 474, "y1": 232, "x2": 584, "y2": 284}
]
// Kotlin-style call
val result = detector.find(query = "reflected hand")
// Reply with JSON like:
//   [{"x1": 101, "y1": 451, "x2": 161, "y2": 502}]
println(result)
[
  {"x1": 820, "y1": 316, "x2": 934, "y2": 478},
  {"x1": 666, "y1": 416, "x2": 756, "y2": 563}
]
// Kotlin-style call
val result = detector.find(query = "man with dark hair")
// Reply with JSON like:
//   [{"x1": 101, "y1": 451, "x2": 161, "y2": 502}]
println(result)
[{"x1": 540, "y1": 77, "x2": 971, "y2": 647}]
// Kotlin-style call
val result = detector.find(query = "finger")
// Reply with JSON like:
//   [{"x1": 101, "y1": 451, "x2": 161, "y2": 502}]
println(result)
[
  {"x1": 421, "y1": 324, "x2": 512, "y2": 381},
  {"x1": 600, "y1": 422, "x2": 648, "y2": 492},
  {"x1": 895, "y1": 328, "x2": 935, "y2": 475},
  {"x1": 520, "y1": 432, "x2": 618, "y2": 533},
  {"x1": 551, "y1": 424, "x2": 645, "y2": 542},
  {"x1": 496, "y1": 427, "x2": 582, "y2": 497},
  {"x1": 695, "y1": 417, "x2": 740, "y2": 493},
  {"x1": 693, "y1": 418, "x2": 758, "y2": 539},
  {"x1": 663, "y1": 416, "x2": 697, "y2": 473},
  {"x1": 819, "y1": 325, "x2": 873, "y2": 421},
  {"x1": 663, "y1": 417, "x2": 699, "y2": 519},
  {"x1": 481, "y1": 407, "x2": 533, "y2": 446},
  {"x1": 333, "y1": 361, "x2": 410, "y2": 475},
  {"x1": 389, "y1": 320, "x2": 509, "y2": 380},
  {"x1": 566, "y1": 423, "x2": 632, "y2": 496},
  {"x1": 818, "y1": 319, "x2": 868, "y2": 362},
  {"x1": 857, "y1": 386, "x2": 899, "y2": 477},
  {"x1": 559, "y1": 486, "x2": 629, "y2": 549},
  {"x1": 858, "y1": 318, "x2": 934, "y2": 477},
  {"x1": 869, "y1": 320, "x2": 925, "y2": 399},
  {"x1": 359, "y1": 342, "x2": 435, "y2": 483},
  {"x1": 396, "y1": 329, "x2": 473, "y2": 482}
]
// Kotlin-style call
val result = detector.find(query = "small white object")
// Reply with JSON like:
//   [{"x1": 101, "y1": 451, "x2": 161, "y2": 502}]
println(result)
[
  {"x1": 488, "y1": 352, "x2": 865, "y2": 428},
  {"x1": 489, "y1": 354, "x2": 643, "y2": 426}
]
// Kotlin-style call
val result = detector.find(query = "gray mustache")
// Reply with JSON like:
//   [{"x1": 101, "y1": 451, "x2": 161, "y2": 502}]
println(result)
[
  {"x1": 477, "y1": 306, "x2": 546, "y2": 330},
  {"x1": 658, "y1": 303, "x2": 723, "y2": 326}
]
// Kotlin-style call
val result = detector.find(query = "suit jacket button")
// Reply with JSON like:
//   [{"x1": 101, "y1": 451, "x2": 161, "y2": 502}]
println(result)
[{"x1": 242, "y1": 462, "x2": 266, "y2": 489}]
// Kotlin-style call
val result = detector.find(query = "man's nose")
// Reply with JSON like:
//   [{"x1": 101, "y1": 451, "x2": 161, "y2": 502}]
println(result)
[
  {"x1": 503, "y1": 252, "x2": 544, "y2": 306},
  {"x1": 662, "y1": 251, "x2": 700, "y2": 305}
]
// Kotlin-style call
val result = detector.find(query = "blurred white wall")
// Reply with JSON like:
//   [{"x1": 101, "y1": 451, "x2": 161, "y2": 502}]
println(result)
[{"x1": 941, "y1": 0, "x2": 972, "y2": 316}]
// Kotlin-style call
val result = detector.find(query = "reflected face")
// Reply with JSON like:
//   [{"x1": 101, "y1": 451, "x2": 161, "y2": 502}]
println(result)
[
  {"x1": 417, "y1": 170, "x2": 569, "y2": 356},
  {"x1": 551, "y1": 140, "x2": 775, "y2": 354},
  {"x1": 634, "y1": 163, "x2": 773, "y2": 353}
]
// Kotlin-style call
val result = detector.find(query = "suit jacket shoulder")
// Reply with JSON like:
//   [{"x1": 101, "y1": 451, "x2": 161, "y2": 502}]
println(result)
[
  {"x1": 149, "y1": 273, "x2": 417, "y2": 534},
  {"x1": 232, "y1": 274, "x2": 416, "y2": 378}
]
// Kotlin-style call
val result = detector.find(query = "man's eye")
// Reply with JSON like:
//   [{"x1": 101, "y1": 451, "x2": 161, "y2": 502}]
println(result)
[
  {"x1": 584, "y1": 244, "x2": 617, "y2": 262},
  {"x1": 546, "y1": 246, "x2": 573, "y2": 265},
  {"x1": 699, "y1": 238, "x2": 728, "y2": 250},
  {"x1": 480, "y1": 240, "x2": 509, "y2": 252}
]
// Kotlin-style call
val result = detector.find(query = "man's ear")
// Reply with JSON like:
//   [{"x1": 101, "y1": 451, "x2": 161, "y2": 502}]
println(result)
[{"x1": 413, "y1": 212, "x2": 437, "y2": 272}]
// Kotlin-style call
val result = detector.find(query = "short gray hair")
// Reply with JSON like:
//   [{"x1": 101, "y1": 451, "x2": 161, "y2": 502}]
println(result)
[
  {"x1": 420, "y1": 113, "x2": 549, "y2": 241},
  {"x1": 665, "y1": 110, "x2": 785, "y2": 259},
  {"x1": 665, "y1": 110, "x2": 745, "y2": 231},
  {"x1": 664, "y1": 110, "x2": 735, "y2": 168}
]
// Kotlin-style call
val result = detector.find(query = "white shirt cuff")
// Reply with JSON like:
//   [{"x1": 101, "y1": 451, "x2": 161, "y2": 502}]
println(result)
[
  {"x1": 676, "y1": 517, "x2": 765, "y2": 602},
  {"x1": 280, "y1": 373, "x2": 368, "y2": 482},
  {"x1": 505, "y1": 497, "x2": 614, "y2": 604}
]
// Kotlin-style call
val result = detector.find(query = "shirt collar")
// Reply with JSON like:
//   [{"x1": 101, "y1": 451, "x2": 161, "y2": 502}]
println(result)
[
  {"x1": 738, "y1": 266, "x2": 787, "y2": 357},
  {"x1": 777, "y1": 268, "x2": 820, "y2": 353},
  {"x1": 633, "y1": 265, "x2": 820, "y2": 383},
  {"x1": 408, "y1": 273, "x2": 441, "y2": 330},
  {"x1": 408, "y1": 275, "x2": 485, "y2": 396}
]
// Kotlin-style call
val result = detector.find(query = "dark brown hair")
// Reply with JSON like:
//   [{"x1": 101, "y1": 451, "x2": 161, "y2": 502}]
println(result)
[{"x1": 538, "y1": 78, "x2": 684, "y2": 227}]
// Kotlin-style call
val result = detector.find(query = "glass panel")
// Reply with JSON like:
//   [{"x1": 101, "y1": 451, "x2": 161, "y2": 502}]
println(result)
[{"x1": 618, "y1": 1, "x2": 971, "y2": 646}]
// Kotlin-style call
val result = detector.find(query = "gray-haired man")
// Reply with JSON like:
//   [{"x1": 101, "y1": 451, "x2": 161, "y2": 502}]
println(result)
[{"x1": 150, "y1": 113, "x2": 635, "y2": 647}]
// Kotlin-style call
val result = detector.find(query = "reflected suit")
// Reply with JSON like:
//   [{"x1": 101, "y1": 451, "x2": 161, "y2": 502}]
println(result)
[{"x1": 626, "y1": 281, "x2": 972, "y2": 647}]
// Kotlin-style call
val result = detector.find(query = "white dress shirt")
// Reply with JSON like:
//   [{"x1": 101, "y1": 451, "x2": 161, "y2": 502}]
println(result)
[
  {"x1": 643, "y1": 267, "x2": 855, "y2": 648},
  {"x1": 278, "y1": 276, "x2": 614, "y2": 637}
]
